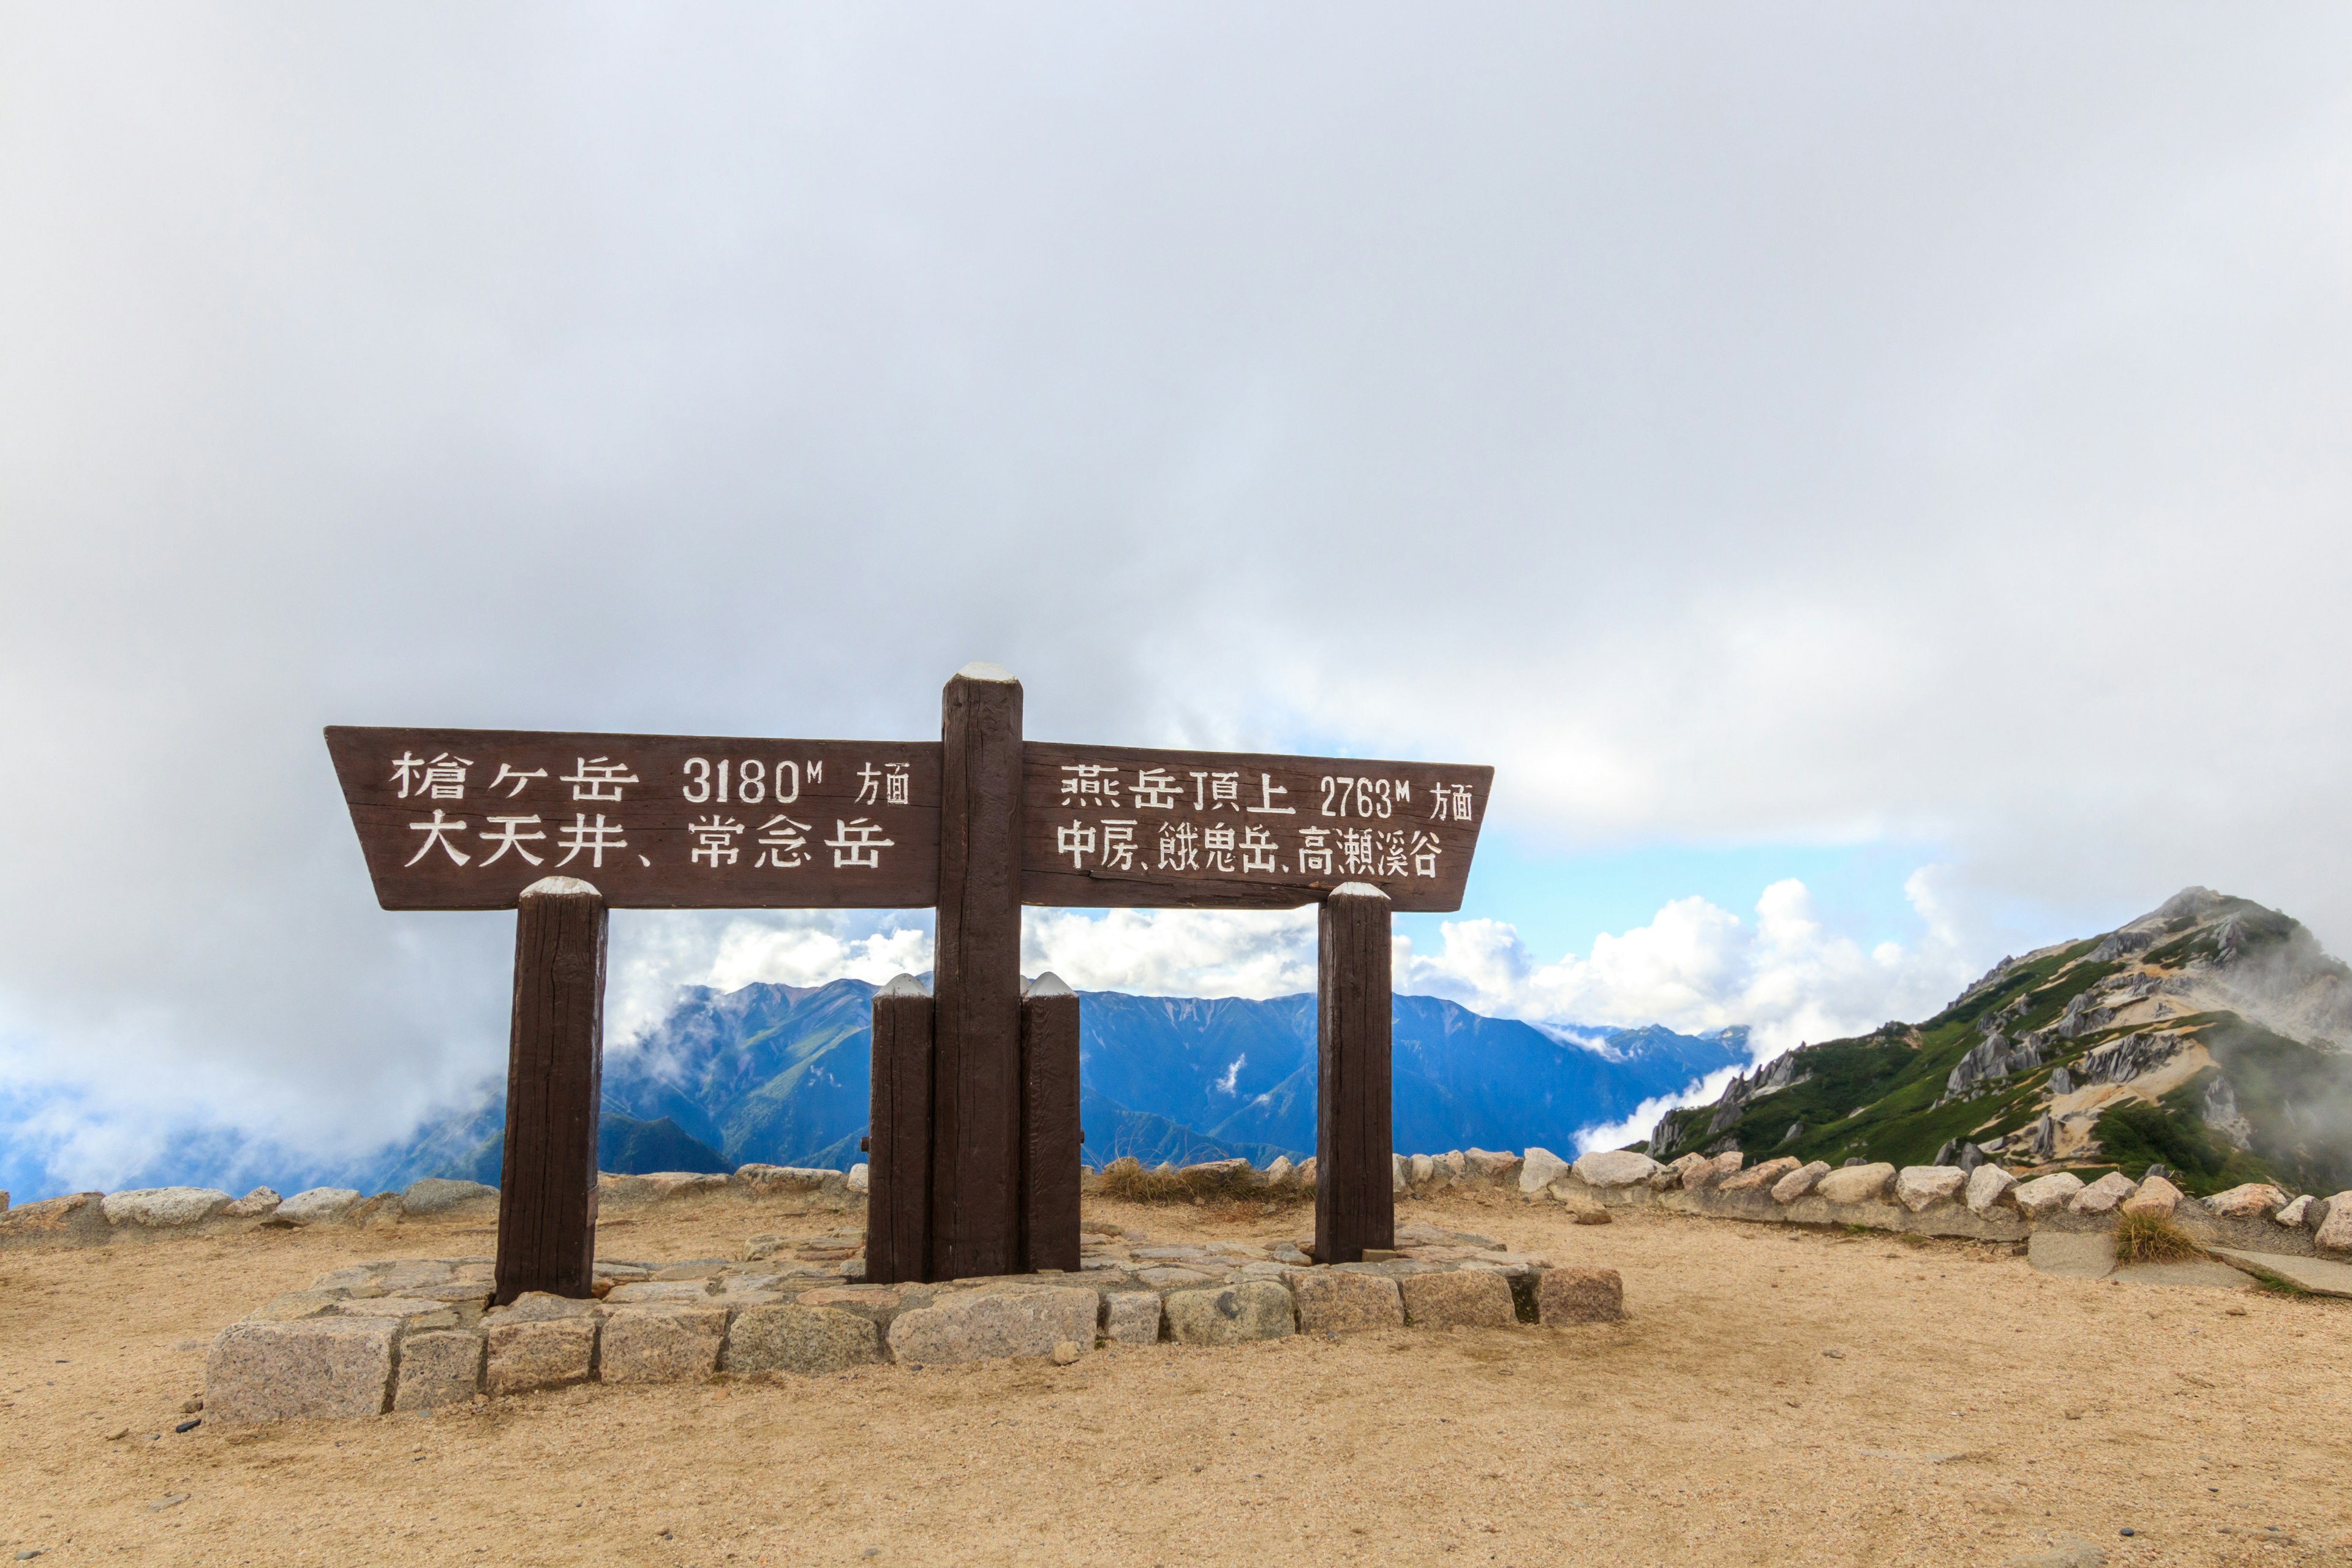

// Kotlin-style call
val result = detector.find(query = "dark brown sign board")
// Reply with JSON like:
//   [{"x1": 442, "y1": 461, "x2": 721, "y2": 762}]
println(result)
[
  {"x1": 323, "y1": 728, "x2": 943, "y2": 910},
  {"x1": 326, "y1": 670, "x2": 1493, "y2": 1295},
  {"x1": 326, "y1": 728, "x2": 1489, "y2": 913}
]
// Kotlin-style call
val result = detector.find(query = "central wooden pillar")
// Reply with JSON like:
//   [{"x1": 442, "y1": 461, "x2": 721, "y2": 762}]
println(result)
[
  {"x1": 1315, "y1": 881, "x2": 1393, "y2": 1265},
  {"x1": 929, "y1": 662, "x2": 1025, "y2": 1280},
  {"x1": 494, "y1": 875, "x2": 606, "y2": 1304}
]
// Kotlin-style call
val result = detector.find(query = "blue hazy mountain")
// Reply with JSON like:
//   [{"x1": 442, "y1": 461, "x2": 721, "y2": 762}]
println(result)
[{"x1": 363, "y1": 979, "x2": 1747, "y2": 1184}]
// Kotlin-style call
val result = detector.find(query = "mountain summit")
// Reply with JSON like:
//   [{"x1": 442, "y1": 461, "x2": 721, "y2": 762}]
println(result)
[{"x1": 1649, "y1": 888, "x2": 2352, "y2": 1194}]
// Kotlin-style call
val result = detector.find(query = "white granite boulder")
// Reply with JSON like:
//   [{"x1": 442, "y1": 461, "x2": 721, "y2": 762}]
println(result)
[
  {"x1": 1814, "y1": 1163, "x2": 1895, "y2": 1205},
  {"x1": 1682, "y1": 1152, "x2": 1744, "y2": 1193},
  {"x1": 1894, "y1": 1166, "x2": 1967, "y2": 1213},
  {"x1": 1464, "y1": 1149, "x2": 1521, "y2": 1186},
  {"x1": 2068, "y1": 1172, "x2": 2138, "y2": 1216},
  {"x1": 1572, "y1": 1150, "x2": 1665, "y2": 1189},
  {"x1": 1964, "y1": 1164, "x2": 2019, "y2": 1215},
  {"x1": 2203, "y1": 1183, "x2": 2286, "y2": 1221},
  {"x1": 2274, "y1": 1194, "x2": 2312, "y2": 1227},
  {"x1": 102, "y1": 1188, "x2": 233, "y2": 1227},
  {"x1": 1518, "y1": 1147, "x2": 1570, "y2": 1195},
  {"x1": 2121, "y1": 1174, "x2": 2183, "y2": 1218},
  {"x1": 1771, "y1": 1161, "x2": 1831, "y2": 1204},
  {"x1": 275, "y1": 1187, "x2": 363, "y2": 1226},
  {"x1": 2012, "y1": 1172, "x2": 2084, "y2": 1218},
  {"x1": 845, "y1": 1163, "x2": 870, "y2": 1194},
  {"x1": 400, "y1": 1178, "x2": 496, "y2": 1216},
  {"x1": 733, "y1": 1164, "x2": 833, "y2": 1195},
  {"x1": 1720, "y1": 1156, "x2": 1800, "y2": 1194},
  {"x1": 222, "y1": 1187, "x2": 282, "y2": 1219},
  {"x1": 2315, "y1": 1192, "x2": 2352, "y2": 1256}
]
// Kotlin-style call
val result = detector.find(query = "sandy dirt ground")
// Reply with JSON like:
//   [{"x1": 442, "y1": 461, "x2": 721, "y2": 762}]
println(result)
[{"x1": 2, "y1": 1191, "x2": 2348, "y2": 1568}]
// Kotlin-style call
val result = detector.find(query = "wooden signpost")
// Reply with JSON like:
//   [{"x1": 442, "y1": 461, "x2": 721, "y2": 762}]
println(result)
[{"x1": 328, "y1": 665, "x2": 1490, "y2": 1300}]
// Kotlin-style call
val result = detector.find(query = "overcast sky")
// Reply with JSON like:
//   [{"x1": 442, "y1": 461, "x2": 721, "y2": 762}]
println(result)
[{"x1": 5, "y1": 4, "x2": 2350, "y2": 1197}]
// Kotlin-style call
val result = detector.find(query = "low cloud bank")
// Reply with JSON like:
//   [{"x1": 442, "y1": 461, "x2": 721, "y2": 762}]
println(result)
[{"x1": 0, "y1": 873, "x2": 1980, "y2": 1202}]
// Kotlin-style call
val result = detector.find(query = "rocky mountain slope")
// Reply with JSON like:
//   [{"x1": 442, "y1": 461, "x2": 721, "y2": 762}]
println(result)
[
  {"x1": 369, "y1": 983, "x2": 1746, "y2": 1187},
  {"x1": 1648, "y1": 888, "x2": 2352, "y2": 1195}
]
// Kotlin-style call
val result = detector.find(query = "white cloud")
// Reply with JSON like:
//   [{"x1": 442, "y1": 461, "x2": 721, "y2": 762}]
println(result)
[
  {"x1": 1019, "y1": 908, "x2": 1317, "y2": 999},
  {"x1": 605, "y1": 911, "x2": 935, "y2": 1047},
  {"x1": 1398, "y1": 870, "x2": 1980, "y2": 1062},
  {"x1": 1572, "y1": 1064, "x2": 1749, "y2": 1156}
]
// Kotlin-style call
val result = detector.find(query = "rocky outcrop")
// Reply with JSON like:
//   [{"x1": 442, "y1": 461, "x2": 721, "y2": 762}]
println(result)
[
  {"x1": 1944, "y1": 1030, "x2": 2046, "y2": 1097},
  {"x1": 2078, "y1": 1031, "x2": 2188, "y2": 1087}
]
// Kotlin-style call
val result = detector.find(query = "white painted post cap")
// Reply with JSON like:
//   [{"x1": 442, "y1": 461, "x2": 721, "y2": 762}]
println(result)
[
  {"x1": 953, "y1": 661, "x2": 1018, "y2": 683},
  {"x1": 1328, "y1": 882, "x2": 1390, "y2": 900},
  {"x1": 875, "y1": 974, "x2": 932, "y2": 998},
  {"x1": 1023, "y1": 972, "x2": 1074, "y2": 998},
  {"x1": 520, "y1": 876, "x2": 601, "y2": 899}
]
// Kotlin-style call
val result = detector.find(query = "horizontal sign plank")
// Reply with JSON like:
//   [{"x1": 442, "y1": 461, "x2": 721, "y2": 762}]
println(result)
[
  {"x1": 1019, "y1": 744, "x2": 1491, "y2": 913},
  {"x1": 330, "y1": 729, "x2": 1493, "y2": 913},
  {"x1": 326, "y1": 727, "x2": 941, "y2": 910}
]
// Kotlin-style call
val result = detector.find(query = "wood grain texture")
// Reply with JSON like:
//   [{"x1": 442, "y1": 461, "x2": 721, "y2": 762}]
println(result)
[
  {"x1": 1314, "y1": 884, "x2": 1395, "y2": 1267},
  {"x1": 928, "y1": 672, "x2": 1025, "y2": 1281},
  {"x1": 863, "y1": 980, "x2": 935, "y2": 1286},
  {"x1": 1017, "y1": 979, "x2": 1082, "y2": 1275},
  {"x1": 1019, "y1": 742, "x2": 1491, "y2": 912},
  {"x1": 494, "y1": 880, "x2": 606, "y2": 1304},
  {"x1": 325, "y1": 726, "x2": 940, "y2": 910}
]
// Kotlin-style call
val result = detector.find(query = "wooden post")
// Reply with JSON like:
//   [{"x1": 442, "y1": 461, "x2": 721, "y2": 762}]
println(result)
[
  {"x1": 494, "y1": 875, "x2": 606, "y2": 1305},
  {"x1": 1315, "y1": 881, "x2": 1393, "y2": 1265},
  {"x1": 1019, "y1": 973, "x2": 1082, "y2": 1274},
  {"x1": 930, "y1": 662, "x2": 1025, "y2": 1281},
  {"x1": 864, "y1": 974, "x2": 935, "y2": 1285}
]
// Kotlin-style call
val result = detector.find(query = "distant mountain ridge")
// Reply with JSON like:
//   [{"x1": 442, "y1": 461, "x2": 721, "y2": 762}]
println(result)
[
  {"x1": 367, "y1": 982, "x2": 1748, "y2": 1188},
  {"x1": 1649, "y1": 888, "x2": 2352, "y2": 1196}
]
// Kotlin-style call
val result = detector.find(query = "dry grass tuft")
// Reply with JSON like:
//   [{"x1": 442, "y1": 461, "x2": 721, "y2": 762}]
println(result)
[
  {"x1": 2114, "y1": 1209, "x2": 2204, "y2": 1265},
  {"x1": 1095, "y1": 1156, "x2": 1311, "y2": 1208}
]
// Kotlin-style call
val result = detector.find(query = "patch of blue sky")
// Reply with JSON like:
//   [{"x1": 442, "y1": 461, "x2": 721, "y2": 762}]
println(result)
[{"x1": 1393, "y1": 829, "x2": 1952, "y2": 967}]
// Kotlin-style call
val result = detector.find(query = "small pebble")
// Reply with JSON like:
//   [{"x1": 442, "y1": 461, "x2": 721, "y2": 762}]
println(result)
[
  {"x1": 2120, "y1": 1528, "x2": 2135, "y2": 1537},
  {"x1": 174, "y1": 1418, "x2": 202, "y2": 1434}
]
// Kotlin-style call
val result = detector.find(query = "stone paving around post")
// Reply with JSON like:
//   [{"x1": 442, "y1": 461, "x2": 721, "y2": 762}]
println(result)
[{"x1": 202, "y1": 1218, "x2": 1629, "y2": 1422}]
